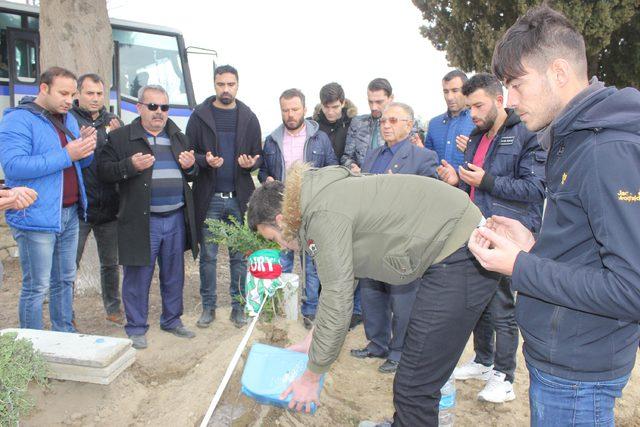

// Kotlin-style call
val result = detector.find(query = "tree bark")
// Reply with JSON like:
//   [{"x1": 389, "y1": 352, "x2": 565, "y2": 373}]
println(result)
[{"x1": 39, "y1": 0, "x2": 113, "y2": 97}]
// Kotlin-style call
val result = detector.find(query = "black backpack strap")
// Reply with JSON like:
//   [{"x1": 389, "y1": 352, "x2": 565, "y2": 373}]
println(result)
[{"x1": 44, "y1": 111, "x2": 78, "y2": 141}]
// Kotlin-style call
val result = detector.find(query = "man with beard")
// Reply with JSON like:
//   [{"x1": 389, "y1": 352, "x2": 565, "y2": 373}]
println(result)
[
  {"x1": 438, "y1": 73, "x2": 546, "y2": 403},
  {"x1": 187, "y1": 65, "x2": 262, "y2": 329},
  {"x1": 259, "y1": 88, "x2": 337, "y2": 329}
]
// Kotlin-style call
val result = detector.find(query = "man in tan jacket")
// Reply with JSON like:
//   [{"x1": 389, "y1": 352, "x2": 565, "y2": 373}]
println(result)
[{"x1": 247, "y1": 163, "x2": 499, "y2": 426}]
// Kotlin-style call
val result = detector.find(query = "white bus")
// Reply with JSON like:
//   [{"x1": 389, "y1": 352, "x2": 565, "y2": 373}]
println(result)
[
  {"x1": 0, "y1": 0, "x2": 216, "y2": 180},
  {"x1": 0, "y1": 0, "x2": 216, "y2": 127}
]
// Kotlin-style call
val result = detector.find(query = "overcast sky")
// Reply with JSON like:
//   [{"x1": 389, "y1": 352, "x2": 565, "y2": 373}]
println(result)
[{"x1": 106, "y1": 0, "x2": 453, "y2": 132}]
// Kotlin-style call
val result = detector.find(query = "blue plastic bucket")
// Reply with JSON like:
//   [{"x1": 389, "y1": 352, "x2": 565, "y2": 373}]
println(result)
[{"x1": 241, "y1": 343, "x2": 325, "y2": 414}]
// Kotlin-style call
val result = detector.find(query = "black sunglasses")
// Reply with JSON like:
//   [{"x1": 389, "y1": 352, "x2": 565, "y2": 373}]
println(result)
[{"x1": 140, "y1": 102, "x2": 170, "y2": 112}]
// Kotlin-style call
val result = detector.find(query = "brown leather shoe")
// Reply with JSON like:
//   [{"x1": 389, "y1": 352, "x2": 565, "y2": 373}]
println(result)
[{"x1": 106, "y1": 311, "x2": 125, "y2": 325}]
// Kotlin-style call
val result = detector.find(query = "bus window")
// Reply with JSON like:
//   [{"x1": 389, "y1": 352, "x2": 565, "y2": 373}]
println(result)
[
  {"x1": 0, "y1": 13, "x2": 22, "y2": 80},
  {"x1": 113, "y1": 28, "x2": 188, "y2": 106},
  {"x1": 27, "y1": 17, "x2": 38, "y2": 30},
  {"x1": 15, "y1": 38, "x2": 37, "y2": 83}
]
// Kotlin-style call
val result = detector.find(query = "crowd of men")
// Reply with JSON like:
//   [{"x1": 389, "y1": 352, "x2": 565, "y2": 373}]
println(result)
[{"x1": 0, "y1": 4, "x2": 638, "y2": 427}]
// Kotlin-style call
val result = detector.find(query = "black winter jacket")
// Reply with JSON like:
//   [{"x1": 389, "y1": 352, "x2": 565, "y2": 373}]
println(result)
[
  {"x1": 98, "y1": 118, "x2": 199, "y2": 266},
  {"x1": 459, "y1": 109, "x2": 546, "y2": 231},
  {"x1": 310, "y1": 100, "x2": 357, "y2": 161},
  {"x1": 186, "y1": 96, "x2": 262, "y2": 241},
  {"x1": 70, "y1": 103, "x2": 122, "y2": 224}
]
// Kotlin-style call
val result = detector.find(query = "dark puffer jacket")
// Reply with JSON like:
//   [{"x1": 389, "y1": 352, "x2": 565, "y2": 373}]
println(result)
[
  {"x1": 310, "y1": 99, "x2": 357, "y2": 161},
  {"x1": 70, "y1": 102, "x2": 122, "y2": 224},
  {"x1": 459, "y1": 109, "x2": 546, "y2": 232}
]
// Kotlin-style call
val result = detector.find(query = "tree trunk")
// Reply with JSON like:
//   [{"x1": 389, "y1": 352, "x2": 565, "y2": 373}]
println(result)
[
  {"x1": 39, "y1": 0, "x2": 113, "y2": 295},
  {"x1": 39, "y1": 0, "x2": 113, "y2": 96}
]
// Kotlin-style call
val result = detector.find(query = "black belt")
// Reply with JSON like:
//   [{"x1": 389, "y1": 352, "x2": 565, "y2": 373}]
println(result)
[{"x1": 214, "y1": 192, "x2": 236, "y2": 198}]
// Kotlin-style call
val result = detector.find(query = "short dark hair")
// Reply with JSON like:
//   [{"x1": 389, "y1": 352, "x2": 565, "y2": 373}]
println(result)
[
  {"x1": 77, "y1": 73, "x2": 104, "y2": 91},
  {"x1": 462, "y1": 73, "x2": 504, "y2": 98},
  {"x1": 214, "y1": 64, "x2": 239, "y2": 81},
  {"x1": 492, "y1": 5, "x2": 587, "y2": 83},
  {"x1": 443, "y1": 69, "x2": 469, "y2": 83},
  {"x1": 280, "y1": 88, "x2": 305, "y2": 107},
  {"x1": 247, "y1": 180, "x2": 285, "y2": 231},
  {"x1": 39, "y1": 66, "x2": 76, "y2": 87},
  {"x1": 319, "y1": 82, "x2": 345, "y2": 105},
  {"x1": 367, "y1": 78, "x2": 392, "y2": 97}
]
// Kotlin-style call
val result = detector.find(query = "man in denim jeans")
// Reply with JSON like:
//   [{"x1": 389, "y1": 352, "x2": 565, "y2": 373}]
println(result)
[
  {"x1": 187, "y1": 65, "x2": 262, "y2": 328},
  {"x1": 0, "y1": 67, "x2": 96, "y2": 332},
  {"x1": 470, "y1": 6, "x2": 640, "y2": 425},
  {"x1": 258, "y1": 88, "x2": 338, "y2": 329}
]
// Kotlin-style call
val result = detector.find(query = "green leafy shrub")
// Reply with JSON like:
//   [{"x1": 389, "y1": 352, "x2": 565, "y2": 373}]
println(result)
[
  {"x1": 205, "y1": 215, "x2": 279, "y2": 256},
  {"x1": 0, "y1": 332, "x2": 47, "y2": 426},
  {"x1": 208, "y1": 216, "x2": 284, "y2": 322}
]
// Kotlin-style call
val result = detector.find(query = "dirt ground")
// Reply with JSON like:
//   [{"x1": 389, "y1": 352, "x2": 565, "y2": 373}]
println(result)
[{"x1": 1, "y1": 252, "x2": 640, "y2": 427}]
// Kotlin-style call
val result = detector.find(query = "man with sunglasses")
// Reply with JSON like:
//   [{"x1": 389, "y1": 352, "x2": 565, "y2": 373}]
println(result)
[
  {"x1": 99, "y1": 84, "x2": 199, "y2": 350},
  {"x1": 350, "y1": 102, "x2": 438, "y2": 374}
]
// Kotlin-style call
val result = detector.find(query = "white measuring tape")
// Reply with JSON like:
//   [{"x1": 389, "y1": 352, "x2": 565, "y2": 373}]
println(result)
[{"x1": 199, "y1": 297, "x2": 268, "y2": 427}]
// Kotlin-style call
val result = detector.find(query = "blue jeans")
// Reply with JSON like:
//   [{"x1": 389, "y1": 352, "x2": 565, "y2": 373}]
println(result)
[
  {"x1": 281, "y1": 250, "x2": 321, "y2": 317},
  {"x1": 12, "y1": 205, "x2": 79, "y2": 332},
  {"x1": 528, "y1": 362, "x2": 630, "y2": 426},
  {"x1": 199, "y1": 195, "x2": 246, "y2": 310}
]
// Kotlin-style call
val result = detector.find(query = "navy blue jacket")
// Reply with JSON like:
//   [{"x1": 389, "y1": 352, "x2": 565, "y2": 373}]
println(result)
[
  {"x1": 362, "y1": 139, "x2": 439, "y2": 178},
  {"x1": 258, "y1": 120, "x2": 337, "y2": 182},
  {"x1": 460, "y1": 109, "x2": 546, "y2": 231},
  {"x1": 70, "y1": 103, "x2": 122, "y2": 225},
  {"x1": 513, "y1": 81, "x2": 640, "y2": 381}
]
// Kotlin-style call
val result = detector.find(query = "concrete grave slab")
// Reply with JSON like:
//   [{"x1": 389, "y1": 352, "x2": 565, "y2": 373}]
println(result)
[
  {"x1": 46, "y1": 347, "x2": 136, "y2": 385},
  {"x1": 0, "y1": 328, "x2": 136, "y2": 385},
  {"x1": 0, "y1": 328, "x2": 132, "y2": 368}
]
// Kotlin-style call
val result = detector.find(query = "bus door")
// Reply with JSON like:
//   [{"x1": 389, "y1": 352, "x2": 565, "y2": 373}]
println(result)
[{"x1": 6, "y1": 27, "x2": 39, "y2": 107}]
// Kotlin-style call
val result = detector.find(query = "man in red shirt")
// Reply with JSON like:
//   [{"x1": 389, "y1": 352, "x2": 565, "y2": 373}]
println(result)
[{"x1": 438, "y1": 73, "x2": 546, "y2": 404}]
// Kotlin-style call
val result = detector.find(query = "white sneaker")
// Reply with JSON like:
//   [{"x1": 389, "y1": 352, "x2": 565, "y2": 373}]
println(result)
[
  {"x1": 453, "y1": 359, "x2": 494, "y2": 380},
  {"x1": 477, "y1": 370, "x2": 516, "y2": 403}
]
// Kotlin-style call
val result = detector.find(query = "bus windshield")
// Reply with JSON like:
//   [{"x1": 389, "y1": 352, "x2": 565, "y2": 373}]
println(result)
[{"x1": 113, "y1": 28, "x2": 188, "y2": 106}]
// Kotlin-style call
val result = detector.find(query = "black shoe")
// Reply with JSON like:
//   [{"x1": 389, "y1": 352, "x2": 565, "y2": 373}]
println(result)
[
  {"x1": 196, "y1": 309, "x2": 215, "y2": 328},
  {"x1": 161, "y1": 325, "x2": 196, "y2": 338},
  {"x1": 350, "y1": 347, "x2": 388, "y2": 359},
  {"x1": 230, "y1": 307, "x2": 247, "y2": 328},
  {"x1": 303, "y1": 315, "x2": 315, "y2": 330},
  {"x1": 129, "y1": 334, "x2": 147, "y2": 349},
  {"x1": 349, "y1": 313, "x2": 363, "y2": 330},
  {"x1": 378, "y1": 359, "x2": 399, "y2": 373}
]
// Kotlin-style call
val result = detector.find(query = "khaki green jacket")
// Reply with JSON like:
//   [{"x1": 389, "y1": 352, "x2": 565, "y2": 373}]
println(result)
[{"x1": 294, "y1": 166, "x2": 482, "y2": 374}]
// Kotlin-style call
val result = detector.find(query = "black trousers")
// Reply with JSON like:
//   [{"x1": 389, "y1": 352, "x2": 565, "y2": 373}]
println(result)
[
  {"x1": 392, "y1": 246, "x2": 499, "y2": 427},
  {"x1": 473, "y1": 276, "x2": 519, "y2": 382}
]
